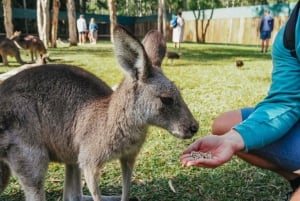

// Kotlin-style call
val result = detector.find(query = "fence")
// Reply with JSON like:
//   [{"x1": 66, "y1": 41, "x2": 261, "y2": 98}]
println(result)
[
  {"x1": 1, "y1": 2, "x2": 297, "y2": 45},
  {"x1": 135, "y1": 2, "x2": 296, "y2": 45}
]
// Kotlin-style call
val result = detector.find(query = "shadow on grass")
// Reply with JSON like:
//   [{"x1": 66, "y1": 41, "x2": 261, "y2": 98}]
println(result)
[
  {"x1": 1, "y1": 169, "x2": 289, "y2": 201},
  {"x1": 166, "y1": 43, "x2": 272, "y2": 65}
]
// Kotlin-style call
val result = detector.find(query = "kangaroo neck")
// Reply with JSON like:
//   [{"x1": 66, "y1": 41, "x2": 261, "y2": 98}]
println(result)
[{"x1": 105, "y1": 79, "x2": 146, "y2": 134}]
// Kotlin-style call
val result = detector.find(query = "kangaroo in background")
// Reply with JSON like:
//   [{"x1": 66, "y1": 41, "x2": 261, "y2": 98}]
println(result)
[
  {"x1": 0, "y1": 25, "x2": 198, "y2": 201},
  {"x1": 166, "y1": 51, "x2": 181, "y2": 63},
  {"x1": 142, "y1": 30, "x2": 166, "y2": 67},
  {"x1": 11, "y1": 31, "x2": 53, "y2": 64},
  {"x1": 0, "y1": 37, "x2": 25, "y2": 66}
]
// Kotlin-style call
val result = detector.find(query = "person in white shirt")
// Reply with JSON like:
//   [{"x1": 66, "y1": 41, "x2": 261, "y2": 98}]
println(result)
[
  {"x1": 172, "y1": 11, "x2": 185, "y2": 49},
  {"x1": 76, "y1": 14, "x2": 87, "y2": 45}
]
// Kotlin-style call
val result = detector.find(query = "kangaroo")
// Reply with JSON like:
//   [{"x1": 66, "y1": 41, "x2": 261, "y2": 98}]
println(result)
[
  {"x1": 142, "y1": 30, "x2": 166, "y2": 67},
  {"x1": 11, "y1": 31, "x2": 53, "y2": 64},
  {"x1": 166, "y1": 51, "x2": 181, "y2": 63},
  {"x1": 0, "y1": 37, "x2": 25, "y2": 66},
  {"x1": 0, "y1": 25, "x2": 199, "y2": 201}
]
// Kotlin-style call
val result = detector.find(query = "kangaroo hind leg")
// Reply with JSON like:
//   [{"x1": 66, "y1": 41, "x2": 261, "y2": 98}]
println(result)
[
  {"x1": 0, "y1": 161, "x2": 11, "y2": 193},
  {"x1": 7, "y1": 145, "x2": 49, "y2": 201},
  {"x1": 63, "y1": 164, "x2": 83, "y2": 201},
  {"x1": 82, "y1": 166, "x2": 102, "y2": 201}
]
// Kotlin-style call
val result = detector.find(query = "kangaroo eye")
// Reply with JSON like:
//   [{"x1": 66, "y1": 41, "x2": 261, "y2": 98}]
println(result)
[{"x1": 160, "y1": 96, "x2": 174, "y2": 105}]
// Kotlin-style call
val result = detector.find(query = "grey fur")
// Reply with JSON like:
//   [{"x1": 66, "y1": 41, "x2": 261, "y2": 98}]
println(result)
[
  {"x1": 0, "y1": 38, "x2": 25, "y2": 66},
  {"x1": 0, "y1": 25, "x2": 198, "y2": 201},
  {"x1": 142, "y1": 30, "x2": 166, "y2": 67}
]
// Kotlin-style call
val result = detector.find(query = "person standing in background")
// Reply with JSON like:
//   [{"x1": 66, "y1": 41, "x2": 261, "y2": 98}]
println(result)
[
  {"x1": 259, "y1": 10, "x2": 274, "y2": 53},
  {"x1": 172, "y1": 11, "x2": 185, "y2": 49},
  {"x1": 89, "y1": 18, "x2": 98, "y2": 45},
  {"x1": 77, "y1": 14, "x2": 87, "y2": 45}
]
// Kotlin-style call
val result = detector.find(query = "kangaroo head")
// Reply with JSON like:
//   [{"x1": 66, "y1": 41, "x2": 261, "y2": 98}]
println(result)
[
  {"x1": 10, "y1": 31, "x2": 21, "y2": 40},
  {"x1": 113, "y1": 25, "x2": 198, "y2": 139}
]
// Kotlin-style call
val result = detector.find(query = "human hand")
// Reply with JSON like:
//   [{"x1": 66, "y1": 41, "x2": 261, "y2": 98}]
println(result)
[{"x1": 180, "y1": 130, "x2": 244, "y2": 168}]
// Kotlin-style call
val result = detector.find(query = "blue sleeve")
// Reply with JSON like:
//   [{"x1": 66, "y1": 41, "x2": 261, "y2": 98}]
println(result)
[
  {"x1": 234, "y1": 24, "x2": 300, "y2": 151},
  {"x1": 260, "y1": 17, "x2": 263, "y2": 31},
  {"x1": 269, "y1": 18, "x2": 274, "y2": 31}
]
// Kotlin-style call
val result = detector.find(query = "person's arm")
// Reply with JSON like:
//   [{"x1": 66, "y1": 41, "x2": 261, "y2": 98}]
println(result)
[
  {"x1": 291, "y1": 187, "x2": 300, "y2": 201},
  {"x1": 269, "y1": 18, "x2": 274, "y2": 31},
  {"x1": 178, "y1": 17, "x2": 184, "y2": 27},
  {"x1": 235, "y1": 26, "x2": 300, "y2": 151},
  {"x1": 260, "y1": 17, "x2": 263, "y2": 32}
]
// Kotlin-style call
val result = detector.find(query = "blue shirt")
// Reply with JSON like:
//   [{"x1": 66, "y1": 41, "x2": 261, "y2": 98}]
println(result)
[
  {"x1": 260, "y1": 15, "x2": 274, "y2": 32},
  {"x1": 89, "y1": 23, "x2": 98, "y2": 32},
  {"x1": 234, "y1": 16, "x2": 300, "y2": 151}
]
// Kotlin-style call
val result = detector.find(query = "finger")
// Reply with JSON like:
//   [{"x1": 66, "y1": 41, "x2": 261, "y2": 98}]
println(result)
[
  {"x1": 182, "y1": 139, "x2": 202, "y2": 154},
  {"x1": 185, "y1": 159, "x2": 220, "y2": 168},
  {"x1": 179, "y1": 153, "x2": 192, "y2": 160},
  {"x1": 180, "y1": 154, "x2": 195, "y2": 164},
  {"x1": 181, "y1": 154, "x2": 221, "y2": 168}
]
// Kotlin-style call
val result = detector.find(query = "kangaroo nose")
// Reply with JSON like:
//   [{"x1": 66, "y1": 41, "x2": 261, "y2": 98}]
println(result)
[{"x1": 190, "y1": 122, "x2": 199, "y2": 134}]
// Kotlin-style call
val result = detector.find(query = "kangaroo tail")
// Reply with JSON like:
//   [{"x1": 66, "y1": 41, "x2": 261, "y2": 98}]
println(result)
[{"x1": 0, "y1": 162, "x2": 10, "y2": 193}]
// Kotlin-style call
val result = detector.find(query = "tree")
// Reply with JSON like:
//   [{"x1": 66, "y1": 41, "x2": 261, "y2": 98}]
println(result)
[
  {"x1": 37, "y1": 0, "x2": 50, "y2": 48},
  {"x1": 158, "y1": 0, "x2": 167, "y2": 37},
  {"x1": 166, "y1": 0, "x2": 185, "y2": 14},
  {"x1": 108, "y1": 0, "x2": 116, "y2": 43},
  {"x1": 3, "y1": 0, "x2": 14, "y2": 37},
  {"x1": 66, "y1": 0, "x2": 77, "y2": 46},
  {"x1": 188, "y1": 0, "x2": 222, "y2": 43},
  {"x1": 51, "y1": 0, "x2": 60, "y2": 48}
]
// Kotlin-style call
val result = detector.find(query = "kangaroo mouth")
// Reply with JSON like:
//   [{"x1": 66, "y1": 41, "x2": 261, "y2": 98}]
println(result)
[
  {"x1": 171, "y1": 130, "x2": 195, "y2": 139},
  {"x1": 171, "y1": 122, "x2": 199, "y2": 139}
]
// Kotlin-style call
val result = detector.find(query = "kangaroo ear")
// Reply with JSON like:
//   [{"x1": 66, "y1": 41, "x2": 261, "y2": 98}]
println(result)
[{"x1": 113, "y1": 24, "x2": 152, "y2": 81}]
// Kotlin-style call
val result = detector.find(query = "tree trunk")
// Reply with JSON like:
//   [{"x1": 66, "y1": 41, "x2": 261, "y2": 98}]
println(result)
[
  {"x1": 201, "y1": 8, "x2": 214, "y2": 43},
  {"x1": 3, "y1": 0, "x2": 14, "y2": 38},
  {"x1": 158, "y1": 0, "x2": 162, "y2": 32},
  {"x1": 108, "y1": 0, "x2": 117, "y2": 43},
  {"x1": 161, "y1": 0, "x2": 167, "y2": 38},
  {"x1": 192, "y1": 10, "x2": 200, "y2": 43},
  {"x1": 37, "y1": 0, "x2": 50, "y2": 48},
  {"x1": 23, "y1": 0, "x2": 29, "y2": 34},
  {"x1": 66, "y1": 0, "x2": 77, "y2": 46},
  {"x1": 51, "y1": 0, "x2": 60, "y2": 48}
]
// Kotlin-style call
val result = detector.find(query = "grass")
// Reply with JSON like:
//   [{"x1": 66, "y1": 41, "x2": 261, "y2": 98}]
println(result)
[{"x1": 0, "y1": 41, "x2": 290, "y2": 201}]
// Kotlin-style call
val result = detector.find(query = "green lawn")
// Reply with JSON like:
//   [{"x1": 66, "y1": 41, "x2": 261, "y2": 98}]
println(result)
[{"x1": 0, "y1": 41, "x2": 290, "y2": 201}]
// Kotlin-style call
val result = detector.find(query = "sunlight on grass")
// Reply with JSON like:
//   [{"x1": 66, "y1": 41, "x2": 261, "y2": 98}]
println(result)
[{"x1": 0, "y1": 41, "x2": 290, "y2": 201}]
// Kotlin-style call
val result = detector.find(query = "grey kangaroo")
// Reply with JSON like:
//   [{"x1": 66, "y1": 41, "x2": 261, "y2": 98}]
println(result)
[
  {"x1": 0, "y1": 25, "x2": 198, "y2": 201},
  {"x1": 10, "y1": 31, "x2": 53, "y2": 64},
  {"x1": 0, "y1": 37, "x2": 25, "y2": 66}
]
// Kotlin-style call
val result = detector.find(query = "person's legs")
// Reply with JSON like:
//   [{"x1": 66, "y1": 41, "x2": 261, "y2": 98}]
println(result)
[
  {"x1": 212, "y1": 109, "x2": 300, "y2": 189},
  {"x1": 81, "y1": 32, "x2": 86, "y2": 44},
  {"x1": 78, "y1": 32, "x2": 82, "y2": 44},
  {"x1": 265, "y1": 38, "x2": 270, "y2": 53},
  {"x1": 174, "y1": 42, "x2": 177, "y2": 48}
]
